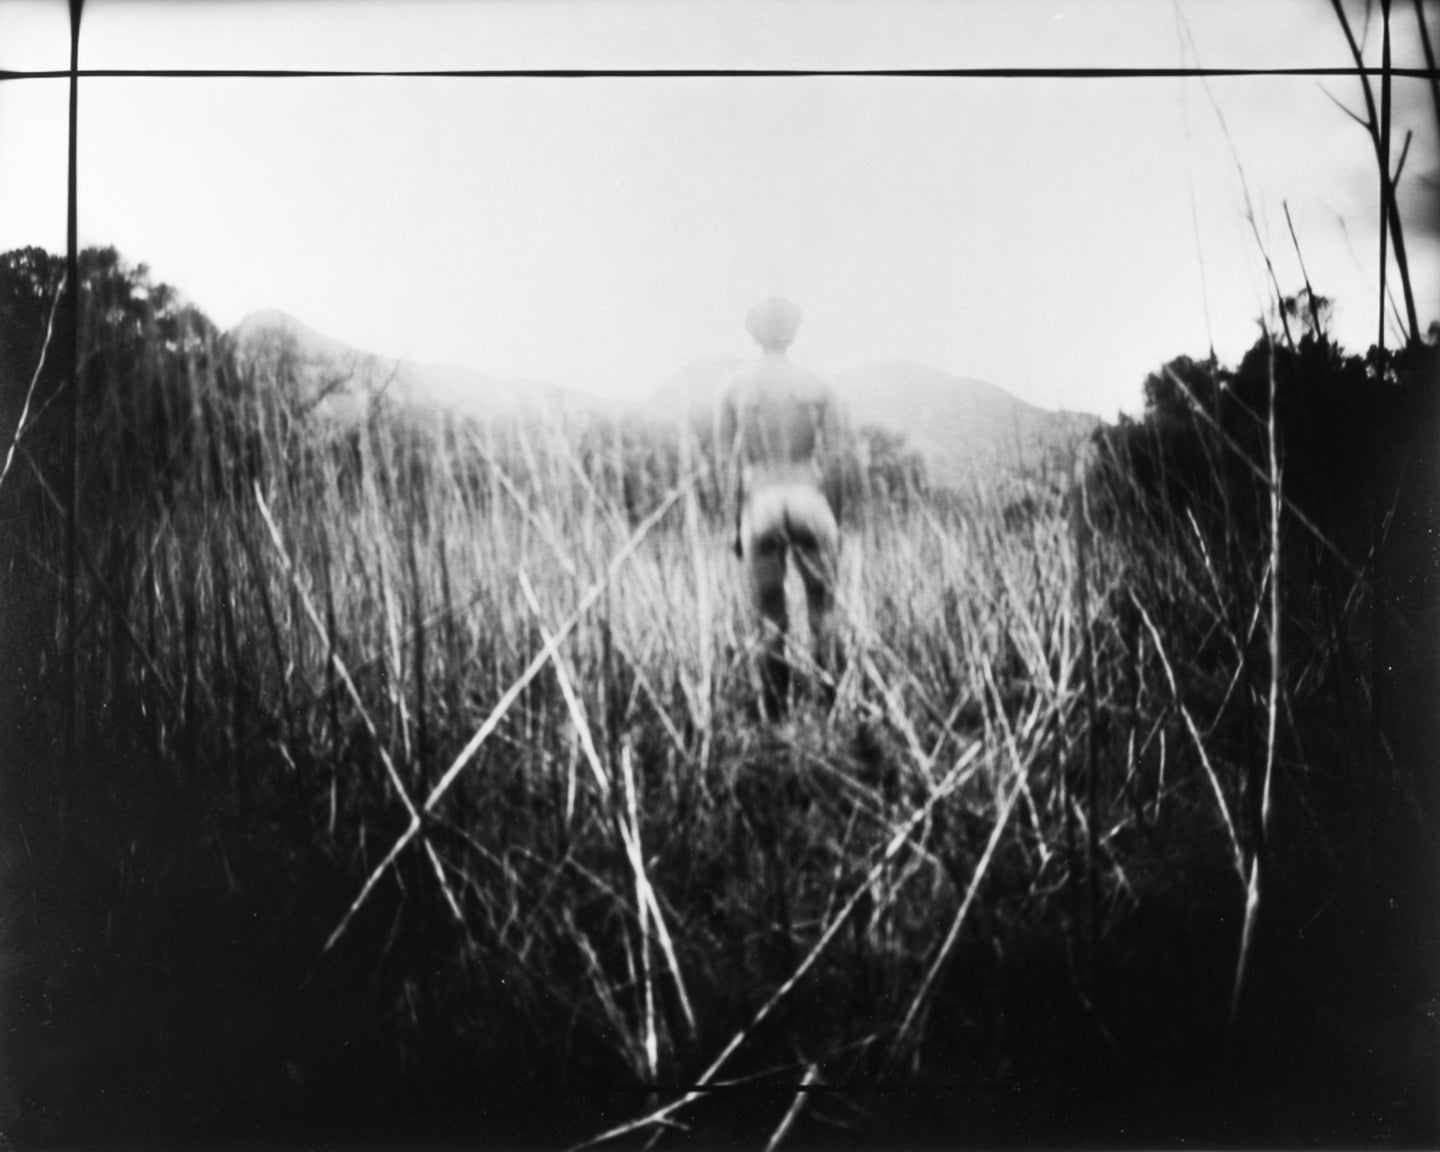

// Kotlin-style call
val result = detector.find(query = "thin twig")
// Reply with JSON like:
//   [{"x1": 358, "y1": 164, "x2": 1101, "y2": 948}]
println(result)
[
  {"x1": 1282, "y1": 202, "x2": 1320, "y2": 335},
  {"x1": 1329, "y1": 0, "x2": 1420, "y2": 345}
]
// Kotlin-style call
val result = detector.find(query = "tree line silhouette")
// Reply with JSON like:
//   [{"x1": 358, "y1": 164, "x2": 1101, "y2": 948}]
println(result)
[{"x1": 1082, "y1": 288, "x2": 1438, "y2": 821}]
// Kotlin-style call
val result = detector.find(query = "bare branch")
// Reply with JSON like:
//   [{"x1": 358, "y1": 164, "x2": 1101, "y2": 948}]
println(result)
[
  {"x1": 1391, "y1": 128, "x2": 1413, "y2": 187},
  {"x1": 1413, "y1": 0, "x2": 1440, "y2": 139},
  {"x1": 1318, "y1": 82, "x2": 1371, "y2": 129}
]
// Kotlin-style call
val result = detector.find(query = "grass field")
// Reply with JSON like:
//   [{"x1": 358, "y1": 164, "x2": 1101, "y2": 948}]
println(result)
[{"x1": 2, "y1": 299, "x2": 1436, "y2": 1148}]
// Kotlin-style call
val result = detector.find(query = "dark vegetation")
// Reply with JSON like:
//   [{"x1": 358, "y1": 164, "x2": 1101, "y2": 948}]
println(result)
[{"x1": 1, "y1": 243, "x2": 1436, "y2": 1150}]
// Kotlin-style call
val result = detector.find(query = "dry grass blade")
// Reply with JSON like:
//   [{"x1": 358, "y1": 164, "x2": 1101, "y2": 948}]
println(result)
[
  {"x1": 763, "y1": 1062, "x2": 820, "y2": 1152},
  {"x1": 618, "y1": 739, "x2": 696, "y2": 1036},
  {"x1": 0, "y1": 273, "x2": 64, "y2": 496},
  {"x1": 321, "y1": 812, "x2": 422, "y2": 956},
  {"x1": 620, "y1": 741, "x2": 659, "y2": 1082}
]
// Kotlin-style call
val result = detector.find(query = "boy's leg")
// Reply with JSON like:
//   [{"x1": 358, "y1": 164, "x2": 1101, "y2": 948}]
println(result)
[{"x1": 749, "y1": 538, "x2": 789, "y2": 718}]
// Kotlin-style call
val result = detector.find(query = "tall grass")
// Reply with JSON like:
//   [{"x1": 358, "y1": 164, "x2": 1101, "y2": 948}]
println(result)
[{"x1": 4, "y1": 288, "x2": 1434, "y2": 1147}]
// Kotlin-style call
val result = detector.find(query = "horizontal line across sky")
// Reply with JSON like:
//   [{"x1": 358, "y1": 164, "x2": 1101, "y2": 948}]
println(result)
[{"x1": 1, "y1": 65, "x2": 1435, "y2": 81}]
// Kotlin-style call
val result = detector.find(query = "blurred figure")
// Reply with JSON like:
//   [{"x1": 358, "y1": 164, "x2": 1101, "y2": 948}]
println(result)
[{"x1": 719, "y1": 297, "x2": 847, "y2": 717}]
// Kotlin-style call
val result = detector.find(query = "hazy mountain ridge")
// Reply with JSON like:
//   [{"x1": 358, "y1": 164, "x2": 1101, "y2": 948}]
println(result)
[
  {"x1": 230, "y1": 311, "x2": 1098, "y2": 485},
  {"x1": 230, "y1": 310, "x2": 607, "y2": 421},
  {"x1": 834, "y1": 359, "x2": 1100, "y2": 487}
]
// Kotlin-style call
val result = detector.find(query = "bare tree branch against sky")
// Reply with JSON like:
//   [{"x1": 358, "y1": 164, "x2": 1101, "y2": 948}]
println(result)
[{"x1": 0, "y1": 0, "x2": 1435, "y2": 416}]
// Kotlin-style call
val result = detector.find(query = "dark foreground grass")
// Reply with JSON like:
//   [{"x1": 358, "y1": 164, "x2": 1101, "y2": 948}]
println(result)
[{"x1": 1, "y1": 306, "x2": 1437, "y2": 1149}]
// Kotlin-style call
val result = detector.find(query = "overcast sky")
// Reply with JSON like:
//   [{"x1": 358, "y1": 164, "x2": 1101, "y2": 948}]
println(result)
[{"x1": 0, "y1": 0, "x2": 1436, "y2": 416}]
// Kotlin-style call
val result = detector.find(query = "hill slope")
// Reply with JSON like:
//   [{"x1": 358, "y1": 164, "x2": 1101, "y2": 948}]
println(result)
[
  {"x1": 230, "y1": 311, "x2": 603, "y2": 422},
  {"x1": 835, "y1": 359, "x2": 1099, "y2": 487}
]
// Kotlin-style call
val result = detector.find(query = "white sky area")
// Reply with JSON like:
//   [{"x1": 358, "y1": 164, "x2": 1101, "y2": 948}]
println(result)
[{"x1": 1, "y1": 0, "x2": 1437, "y2": 418}]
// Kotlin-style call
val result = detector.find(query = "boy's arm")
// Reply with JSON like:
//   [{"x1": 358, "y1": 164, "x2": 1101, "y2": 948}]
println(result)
[{"x1": 818, "y1": 389, "x2": 847, "y2": 525}]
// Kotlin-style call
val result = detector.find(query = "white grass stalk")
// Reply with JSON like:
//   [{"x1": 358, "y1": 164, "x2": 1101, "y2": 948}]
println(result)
[
  {"x1": 1231, "y1": 342, "x2": 1285, "y2": 1026},
  {"x1": 0, "y1": 273, "x2": 65, "y2": 496},
  {"x1": 619, "y1": 741, "x2": 659, "y2": 1083},
  {"x1": 763, "y1": 1062, "x2": 820, "y2": 1152},
  {"x1": 617, "y1": 738, "x2": 695, "y2": 1037}
]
